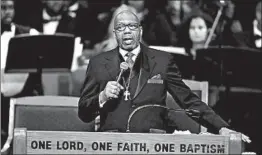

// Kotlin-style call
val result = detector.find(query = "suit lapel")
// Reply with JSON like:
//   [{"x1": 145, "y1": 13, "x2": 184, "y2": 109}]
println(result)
[
  {"x1": 104, "y1": 48, "x2": 120, "y2": 81},
  {"x1": 133, "y1": 44, "x2": 156, "y2": 100}
]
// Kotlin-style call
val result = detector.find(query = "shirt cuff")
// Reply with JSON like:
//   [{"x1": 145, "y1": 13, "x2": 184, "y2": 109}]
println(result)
[{"x1": 99, "y1": 90, "x2": 107, "y2": 108}]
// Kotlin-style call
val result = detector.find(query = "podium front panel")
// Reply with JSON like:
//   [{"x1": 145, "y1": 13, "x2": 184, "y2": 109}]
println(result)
[{"x1": 13, "y1": 129, "x2": 243, "y2": 154}]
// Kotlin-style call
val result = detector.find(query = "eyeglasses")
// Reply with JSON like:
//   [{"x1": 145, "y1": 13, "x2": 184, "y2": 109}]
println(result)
[{"x1": 114, "y1": 23, "x2": 140, "y2": 32}]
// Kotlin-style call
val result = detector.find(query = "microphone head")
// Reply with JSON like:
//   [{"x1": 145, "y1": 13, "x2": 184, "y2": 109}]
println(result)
[{"x1": 120, "y1": 62, "x2": 129, "y2": 70}]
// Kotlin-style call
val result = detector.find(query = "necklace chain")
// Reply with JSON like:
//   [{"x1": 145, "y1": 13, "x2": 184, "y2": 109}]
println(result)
[{"x1": 122, "y1": 67, "x2": 133, "y2": 92}]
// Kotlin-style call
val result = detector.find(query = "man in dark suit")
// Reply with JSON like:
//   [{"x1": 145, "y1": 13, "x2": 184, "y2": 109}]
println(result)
[
  {"x1": 27, "y1": 0, "x2": 76, "y2": 35},
  {"x1": 1, "y1": 0, "x2": 39, "y2": 35},
  {"x1": 1, "y1": 0, "x2": 41, "y2": 148},
  {"x1": 78, "y1": 10, "x2": 250, "y2": 142}
]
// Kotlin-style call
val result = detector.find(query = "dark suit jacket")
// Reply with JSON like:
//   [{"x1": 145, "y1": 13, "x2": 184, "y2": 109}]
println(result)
[
  {"x1": 233, "y1": 30, "x2": 261, "y2": 49},
  {"x1": 78, "y1": 43, "x2": 229, "y2": 133},
  {"x1": 1, "y1": 23, "x2": 31, "y2": 35}
]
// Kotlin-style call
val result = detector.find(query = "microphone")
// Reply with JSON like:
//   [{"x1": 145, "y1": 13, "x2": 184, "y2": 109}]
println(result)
[{"x1": 116, "y1": 62, "x2": 129, "y2": 83}]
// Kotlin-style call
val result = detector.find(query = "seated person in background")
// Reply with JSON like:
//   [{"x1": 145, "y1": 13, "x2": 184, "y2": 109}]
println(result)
[
  {"x1": 1, "y1": 0, "x2": 41, "y2": 97},
  {"x1": 176, "y1": 10, "x2": 231, "y2": 108},
  {"x1": 27, "y1": 0, "x2": 76, "y2": 35},
  {"x1": 64, "y1": 0, "x2": 102, "y2": 49},
  {"x1": 122, "y1": 0, "x2": 149, "y2": 22},
  {"x1": 1, "y1": 0, "x2": 40, "y2": 148},
  {"x1": 162, "y1": 0, "x2": 183, "y2": 46},
  {"x1": 140, "y1": 0, "x2": 177, "y2": 46},
  {"x1": 1, "y1": 0, "x2": 39, "y2": 36},
  {"x1": 177, "y1": 10, "x2": 214, "y2": 59},
  {"x1": 199, "y1": 0, "x2": 243, "y2": 45},
  {"x1": 78, "y1": 10, "x2": 250, "y2": 143},
  {"x1": 180, "y1": 0, "x2": 200, "y2": 21},
  {"x1": 232, "y1": 1, "x2": 261, "y2": 49}
]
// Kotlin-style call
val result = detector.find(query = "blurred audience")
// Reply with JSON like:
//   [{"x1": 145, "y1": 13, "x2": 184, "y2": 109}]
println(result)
[
  {"x1": 199, "y1": 0, "x2": 243, "y2": 45},
  {"x1": 233, "y1": 1, "x2": 261, "y2": 49},
  {"x1": 1, "y1": 0, "x2": 40, "y2": 98},
  {"x1": 164, "y1": 0, "x2": 183, "y2": 36},
  {"x1": 1, "y1": 0, "x2": 40, "y2": 148},
  {"x1": 27, "y1": 0, "x2": 76, "y2": 35},
  {"x1": 123, "y1": 0, "x2": 149, "y2": 21},
  {"x1": 140, "y1": 0, "x2": 177, "y2": 46},
  {"x1": 64, "y1": 0, "x2": 101, "y2": 48},
  {"x1": 1, "y1": 0, "x2": 39, "y2": 36},
  {"x1": 1, "y1": 0, "x2": 36, "y2": 70}
]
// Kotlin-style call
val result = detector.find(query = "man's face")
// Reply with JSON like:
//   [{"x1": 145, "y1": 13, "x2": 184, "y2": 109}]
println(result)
[
  {"x1": 127, "y1": 0, "x2": 145, "y2": 13},
  {"x1": 189, "y1": 17, "x2": 208, "y2": 44},
  {"x1": 182, "y1": 1, "x2": 193, "y2": 14},
  {"x1": 166, "y1": 1, "x2": 181, "y2": 16},
  {"x1": 1, "y1": 0, "x2": 15, "y2": 24},
  {"x1": 114, "y1": 13, "x2": 142, "y2": 51},
  {"x1": 44, "y1": 0, "x2": 65, "y2": 14}
]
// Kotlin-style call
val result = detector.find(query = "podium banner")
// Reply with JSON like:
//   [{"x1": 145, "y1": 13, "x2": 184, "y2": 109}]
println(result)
[{"x1": 14, "y1": 128, "x2": 243, "y2": 154}]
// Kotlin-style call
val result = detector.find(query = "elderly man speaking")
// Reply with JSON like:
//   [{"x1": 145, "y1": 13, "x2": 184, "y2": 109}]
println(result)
[{"x1": 78, "y1": 10, "x2": 250, "y2": 143}]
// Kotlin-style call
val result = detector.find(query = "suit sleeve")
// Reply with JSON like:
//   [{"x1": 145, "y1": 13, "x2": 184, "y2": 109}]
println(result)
[
  {"x1": 165, "y1": 55, "x2": 229, "y2": 131},
  {"x1": 78, "y1": 59, "x2": 100, "y2": 123}
]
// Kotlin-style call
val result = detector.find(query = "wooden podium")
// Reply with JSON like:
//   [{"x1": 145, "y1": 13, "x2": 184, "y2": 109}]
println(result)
[{"x1": 13, "y1": 128, "x2": 244, "y2": 154}]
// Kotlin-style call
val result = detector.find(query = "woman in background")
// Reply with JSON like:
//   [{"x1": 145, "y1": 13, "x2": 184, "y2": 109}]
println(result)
[
  {"x1": 177, "y1": 10, "x2": 222, "y2": 109},
  {"x1": 178, "y1": 10, "x2": 214, "y2": 59}
]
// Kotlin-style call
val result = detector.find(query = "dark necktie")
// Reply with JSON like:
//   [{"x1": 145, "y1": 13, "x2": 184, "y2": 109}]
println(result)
[{"x1": 254, "y1": 35, "x2": 262, "y2": 40}]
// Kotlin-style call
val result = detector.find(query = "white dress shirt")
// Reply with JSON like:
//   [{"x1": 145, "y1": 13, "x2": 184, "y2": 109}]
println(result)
[
  {"x1": 68, "y1": 2, "x2": 79, "y2": 18},
  {"x1": 42, "y1": 9, "x2": 61, "y2": 34},
  {"x1": 1, "y1": 24, "x2": 15, "y2": 69},
  {"x1": 1, "y1": 23, "x2": 39, "y2": 96},
  {"x1": 119, "y1": 45, "x2": 141, "y2": 62}
]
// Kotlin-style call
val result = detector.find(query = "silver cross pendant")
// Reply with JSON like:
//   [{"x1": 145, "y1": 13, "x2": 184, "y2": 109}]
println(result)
[{"x1": 124, "y1": 90, "x2": 131, "y2": 101}]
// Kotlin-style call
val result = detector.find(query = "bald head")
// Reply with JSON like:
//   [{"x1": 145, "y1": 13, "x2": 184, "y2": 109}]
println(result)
[{"x1": 114, "y1": 10, "x2": 140, "y2": 29}]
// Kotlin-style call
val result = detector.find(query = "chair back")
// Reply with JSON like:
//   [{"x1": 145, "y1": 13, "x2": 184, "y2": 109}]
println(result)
[
  {"x1": 183, "y1": 79, "x2": 209, "y2": 104},
  {"x1": 11, "y1": 96, "x2": 93, "y2": 131},
  {"x1": 1, "y1": 96, "x2": 94, "y2": 153}
]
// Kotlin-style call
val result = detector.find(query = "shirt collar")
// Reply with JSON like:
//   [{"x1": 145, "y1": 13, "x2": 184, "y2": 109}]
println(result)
[
  {"x1": 254, "y1": 19, "x2": 261, "y2": 36},
  {"x1": 69, "y1": 2, "x2": 79, "y2": 11},
  {"x1": 119, "y1": 45, "x2": 141, "y2": 61},
  {"x1": 68, "y1": 2, "x2": 79, "y2": 18}
]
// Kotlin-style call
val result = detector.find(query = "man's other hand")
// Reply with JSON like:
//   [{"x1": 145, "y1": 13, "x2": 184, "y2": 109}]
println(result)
[{"x1": 219, "y1": 127, "x2": 251, "y2": 143}]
